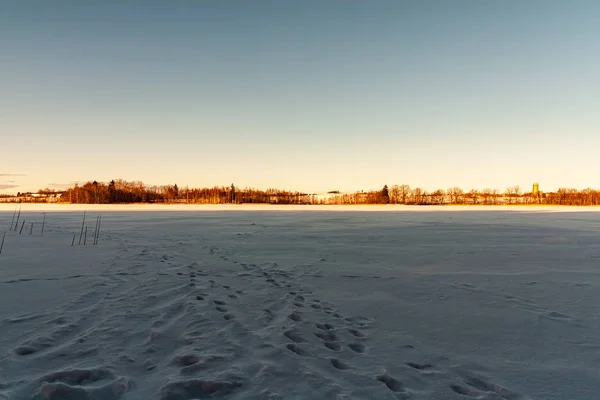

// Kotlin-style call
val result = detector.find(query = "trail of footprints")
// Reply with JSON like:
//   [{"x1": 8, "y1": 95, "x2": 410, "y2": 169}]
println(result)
[
  {"x1": 172, "y1": 261, "x2": 525, "y2": 399},
  {"x1": 279, "y1": 290, "x2": 523, "y2": 399},
  {"x1": 176, "y1": 264, "x2": 244, "y2": 321},
  {"x1": 8, "y1": 259, "x2": 527, "y2": 400},
  {"x1": 155, "y1": 265, "x2": 249, "y2": 399},
  {"x1": 286, "y1": 294, "x2": 369, "y2": 359},
  {"x1": 281, "y1": 292, "x2": 391, "y2": 388},
  {"x1": 177, "y1": 262, "x2": 378, "y2": 386}
]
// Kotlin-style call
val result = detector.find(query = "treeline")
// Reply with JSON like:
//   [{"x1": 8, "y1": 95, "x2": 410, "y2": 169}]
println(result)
[
  {"x1": 61, "y1": 180, "x2": 308, "y2": 204},
  {"x1": 55, "y1": 180, "x2": 393, "y2": 204},
  {"x1": 382, "y1": 185, "x2": 600, "y2": 206},
  {"x1": 6, "y1": 180, "x2": 600, "y2": 206}
]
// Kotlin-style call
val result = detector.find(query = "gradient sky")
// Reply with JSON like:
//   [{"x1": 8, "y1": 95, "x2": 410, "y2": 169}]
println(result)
[{"x1": 1, "y1": 1, "x2": 599, "y2": 194}]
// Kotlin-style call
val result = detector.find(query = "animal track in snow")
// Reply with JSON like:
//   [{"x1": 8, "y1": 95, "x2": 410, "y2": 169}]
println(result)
[
  {"x1": 377, "y1": 374, "x2": 405, "y2": 393},
  {"x1": 330, "y1": 358, "x2": 350, "y2": 370},
  {"x1": 324, "y1": 342, "x2": 342, "y2": 351},
  {"x1": 450, "y1": 384, "x2": 480, "y2": 397},
  {"x1": 407, "y1": 362, "x2": 434, "y2": 370},
  {"x1": 316, "y1": 323, "x2": 334, "y2": 331},
  {"x1": 283, "y1": 330, "x2": 305, "y2": 343},
  {"x1": 348, "y1": 343, "x2": 365, "y2": 353},
  {"x1": 172, "y1": 354, "x2": 200, "y2": 366},
  {"x1": 288, "y1": 312, "x2": 302, "y2": 322},
  {"x1": 314, "y1": 331, "x2": 338, "y2": 342},
  {"x1": 14, "y1": 346, "x2": 37, "y2": 356},
  {"x1": 286, "y1": 344, "x2": 311, "y2": 357},
  {"x1": 348, "y1": 328, "x2": 366, "y2": 338}
]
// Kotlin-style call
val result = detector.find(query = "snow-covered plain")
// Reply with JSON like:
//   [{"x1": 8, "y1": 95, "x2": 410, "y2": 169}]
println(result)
[{"x1": 1, "y1": 205, "x2": 600, "y2": 399}]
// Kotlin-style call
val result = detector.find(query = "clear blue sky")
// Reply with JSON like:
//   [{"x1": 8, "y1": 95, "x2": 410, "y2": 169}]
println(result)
[{"x1": 1, "y1": 1, "x2": 598, "y2": 194}]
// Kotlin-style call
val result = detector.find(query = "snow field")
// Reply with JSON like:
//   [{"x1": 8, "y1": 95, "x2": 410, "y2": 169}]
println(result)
[{"x1": 1, "y1": 207, "x2": 600, "y2": 399}]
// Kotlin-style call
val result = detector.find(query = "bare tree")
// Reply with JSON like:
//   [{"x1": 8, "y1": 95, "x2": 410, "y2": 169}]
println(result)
[
  {"x1": 467, "y1": 189, "x2": 480, "y2": 205},
  {"x1": 448, "y1": 187, "x2": 464, "y2": 204},
  {"x1": 512, "y1": 185, "x2": 522, "y2": 204},
  {"x1": 399, "y1": 184, "x2": 411, "y2": 204},
  {"x1": 390, "y1": 185, "x2": 401, "y2": 204},
  {"x1": 431, "y1": 189, "x2": 445, "y2": 205},
  {"x1": 481, "y1": 188, "x2": 493, "y2": 205},
  {"x1": 411, "y1": 187, "x2": 423, "y2": 205}
]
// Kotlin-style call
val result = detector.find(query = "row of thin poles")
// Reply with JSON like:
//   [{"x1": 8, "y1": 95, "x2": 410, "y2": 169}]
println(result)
[
  {"x1": 2, "y1": 206, "x2": 47, "y2": 256},
  {"x1": 71, "y1": 211, "x2": 102, "y2": 246},
  {"x1": 1, "y1": 207, "x2": 102, "y2": 256},
  {"x1": 7, "y1": 206, "x2": 45, "y2": 236}
]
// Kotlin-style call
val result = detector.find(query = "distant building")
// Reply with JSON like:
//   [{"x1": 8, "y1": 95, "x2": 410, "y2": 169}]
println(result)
[{"x1": 531, "y1": 182, "x2": 544, "y2": 202}]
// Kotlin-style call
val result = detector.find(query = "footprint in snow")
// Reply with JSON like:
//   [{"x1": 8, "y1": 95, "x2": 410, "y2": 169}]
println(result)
[
  {"x1": 348, "y1": 343, "x2": 366, "y2": 354},
  {"x1": 330, "y1": 358, "x2": 350, "y2": 370}
]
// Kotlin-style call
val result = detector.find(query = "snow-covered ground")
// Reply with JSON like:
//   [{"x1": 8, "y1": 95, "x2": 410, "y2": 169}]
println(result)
[{"x1": 1, "y1": 205, "x2": 599, "y2": 399}]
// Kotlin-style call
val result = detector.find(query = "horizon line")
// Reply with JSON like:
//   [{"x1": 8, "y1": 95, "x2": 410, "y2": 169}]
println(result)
[{"x1": 1, "y1": 178, "x2": 597, "y2": 196}]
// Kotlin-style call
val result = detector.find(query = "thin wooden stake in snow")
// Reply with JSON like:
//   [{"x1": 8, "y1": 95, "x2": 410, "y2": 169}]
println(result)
[
  {"x1": 95, "y1": 216, "x2": 102, "y2": 245},
  {"x1": 78, "y1": 211, "x2": 86, "y2": 245},
  {"x1": 71, "y1": 234, "x2": 76, "y2": 246},
  {"x1": 14, "y1": 206, "x2": 21, "y2": 231},
  {"x1": 29, "y1": 222, "x2": 33, "y2": 235},
  {"x1": 41, "y1": 213, "x2": 46, "y2": 236},
  {"x1": 93, "y1": 214, "x2": 100, "y2": 244},
  {"x1": 84, "y1": 226, "x2": 88, "y2": 245},
  {"x1": 19, "y1": 220, "x2": 26, "y2": 234},
  {"x1": 0, "y1": 232, "x2": 5, "y2": 255}
]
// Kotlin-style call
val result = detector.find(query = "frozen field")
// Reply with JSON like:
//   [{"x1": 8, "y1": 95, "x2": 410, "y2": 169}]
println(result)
[{"x1": 1, "y1": 205, "x2": 600, "y2": 399}]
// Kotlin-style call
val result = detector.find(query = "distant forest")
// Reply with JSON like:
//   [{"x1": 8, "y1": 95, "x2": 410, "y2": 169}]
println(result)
[{"x1": 3, "y1": 179, "x2": 600, "y2": 206}]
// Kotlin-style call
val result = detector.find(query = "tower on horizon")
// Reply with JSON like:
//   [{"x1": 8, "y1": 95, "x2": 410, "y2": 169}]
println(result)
[{"x1": 532, "y1": 182, "x2": 539, "y2": 196}]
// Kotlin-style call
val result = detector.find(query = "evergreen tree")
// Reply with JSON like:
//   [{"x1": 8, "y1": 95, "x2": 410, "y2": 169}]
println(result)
[
  {"x1": 108, "y1": 180, "x2": 116, "y2": 203},
  {"x1": 382, "y1": 185, "x2": 390, "y2": 204}
]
